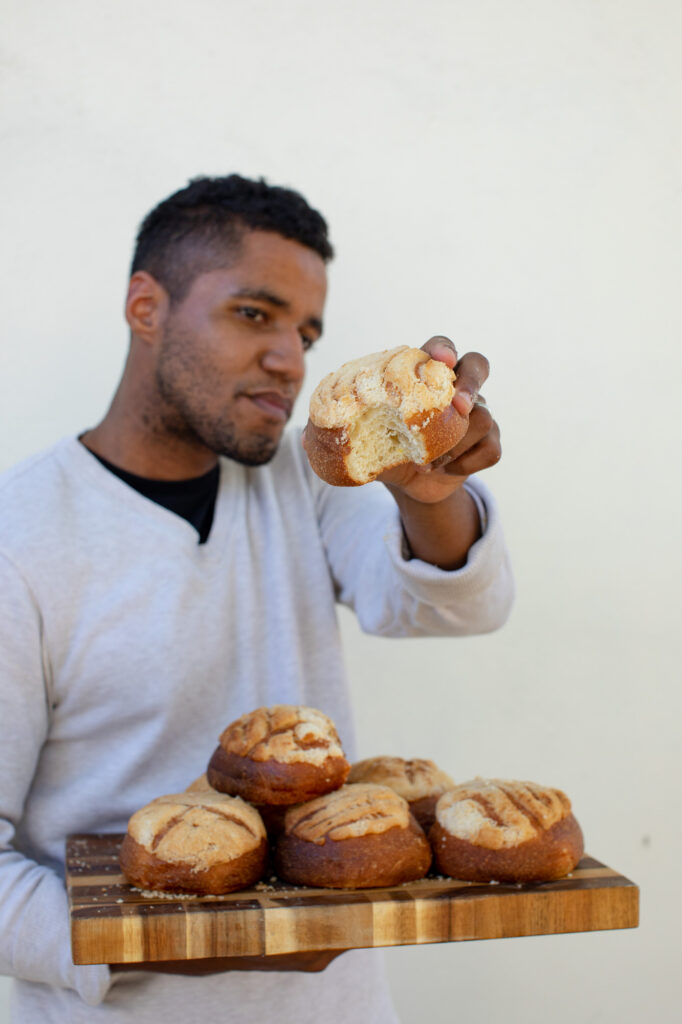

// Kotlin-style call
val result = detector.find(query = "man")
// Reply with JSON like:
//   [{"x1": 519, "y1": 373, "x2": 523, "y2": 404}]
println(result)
[{"x1": 0, "y1": 174, "x2": 513, "y2": 1023}]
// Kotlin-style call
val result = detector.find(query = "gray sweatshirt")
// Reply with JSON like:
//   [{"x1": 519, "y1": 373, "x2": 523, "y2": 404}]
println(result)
[{"x1": 0, "y1": 432, "x2": 513, "y2": 1022}]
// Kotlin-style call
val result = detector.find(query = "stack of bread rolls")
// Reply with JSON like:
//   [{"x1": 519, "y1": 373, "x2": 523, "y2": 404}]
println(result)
[{"x1": 119, "y1": 703, "x2": 584, "y2": 895}]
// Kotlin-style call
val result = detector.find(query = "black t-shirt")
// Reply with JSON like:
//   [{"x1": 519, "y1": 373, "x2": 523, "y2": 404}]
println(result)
[{"x1": 92, "y1": 453, "x2": 220, "y2": 544}]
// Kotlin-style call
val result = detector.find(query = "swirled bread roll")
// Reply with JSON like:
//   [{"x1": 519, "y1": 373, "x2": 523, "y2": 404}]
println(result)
[
  {"x1": 305, "y1": 346, "x2": 466, "y2": 485},
  {"x1": 430, "y1": 778, "x2": 584, "y2": 883},
  {"x1": 274, "y1": 783, "x2": 432, "y2": 888},
  {"x1": 348, "y1": 756, "x2": 455, "y2": 832},
  {"x1": 119, "y1": 791, "x2": 267, "y2": 894},
  {"x1": 207, "y1": 705, "x2": 350, "y2": 806}
]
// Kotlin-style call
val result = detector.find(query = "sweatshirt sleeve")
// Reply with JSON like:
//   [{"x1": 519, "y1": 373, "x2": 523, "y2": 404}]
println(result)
[
  {"x1": 0, "y1": 553, "x2": 111, "y2": 1005},
  {"x1": 313, "y1": 475, "x2": 515, "y2": 637}
]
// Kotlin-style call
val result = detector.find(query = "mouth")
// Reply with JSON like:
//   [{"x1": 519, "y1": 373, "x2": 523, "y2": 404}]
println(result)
[{"x1": 243, "y1": 390, "x2": 294, "y2": 423}]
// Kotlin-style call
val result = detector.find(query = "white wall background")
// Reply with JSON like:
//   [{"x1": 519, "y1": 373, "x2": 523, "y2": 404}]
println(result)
[{"x1": 2, "y1": 1, "x2": 680, "y2": 1021}]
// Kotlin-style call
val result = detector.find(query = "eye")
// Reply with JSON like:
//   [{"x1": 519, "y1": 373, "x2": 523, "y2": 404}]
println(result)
[
  {"x1": 237, "y1": 306, "x2": 267, "y2": 323},
  {"x1": 300, "y1": 333, "x2": 316, "y2": 352}
]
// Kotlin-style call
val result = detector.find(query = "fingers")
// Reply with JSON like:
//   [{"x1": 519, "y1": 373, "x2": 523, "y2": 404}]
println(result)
[
  {"x1": 137, "y1": 950, "x2": 348, "y2": 975},
  {"x1": 442, "y1": 416, "x2": 501, "y2": 477},
  {"x1": 426, "y1": 404, "x2": 500, "y2": 474},
  {"x1": 452, "y1": 352, "x2": 490, "y2": 416},
  {"x1": 293, "y1": 950, "x2": 347, "y2": 972},
  {"x1": 420, "y1": 342, "x2": 490, "y2": 417},
  {"x1": 414, "y1": 344, "x2": 499, "y2": 480},
  {"x1": 453, "y1": 400, "x2": 494, "y2": 453},
  {"x1": 421, "y1": 335, "x2": 458, "y2": 369}
]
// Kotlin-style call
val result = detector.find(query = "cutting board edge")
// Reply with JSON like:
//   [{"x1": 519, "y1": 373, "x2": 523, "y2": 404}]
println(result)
[{"x1": 70, "y1": 876, "x2": 640, "y2": 965}]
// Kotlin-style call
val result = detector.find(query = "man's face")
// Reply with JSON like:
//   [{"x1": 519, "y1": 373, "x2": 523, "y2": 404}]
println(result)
[{"x1": 153, "y1": 230, "x2": 327, "y2": 466}]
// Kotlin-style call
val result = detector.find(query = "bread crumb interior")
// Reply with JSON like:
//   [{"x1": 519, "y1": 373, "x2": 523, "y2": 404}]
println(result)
[{"x1": 345, "y1": 408, "x2": 426, "y2": 483}]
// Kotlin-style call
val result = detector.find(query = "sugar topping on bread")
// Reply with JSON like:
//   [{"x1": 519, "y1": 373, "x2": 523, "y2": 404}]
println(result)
[
  {"x1": 435, "y1": 779, "x2": 572, "y2": 850},
  {"x1": 306, "y1": 346, "x2": 462, "y2": 485},
  {"x1": 348, "y1": 756, "x2": 454, "y2": 802},
  {"x1": 284, "y1": 783, "x2": 410, "y2": 845},
  {"x1": 127, "y1": 791, "x2": 266, "y2": 871},
  {"x1": 309, "y1": 346, "x2": 455, "y2": 429},
  {"x1": 219, "y1": 705, "x2": 345, "y2": 766}
]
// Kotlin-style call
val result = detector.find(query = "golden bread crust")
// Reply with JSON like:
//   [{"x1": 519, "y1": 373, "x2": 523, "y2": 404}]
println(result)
[
  {"x1": 283, "y1": 783, "x2": 410, "y2": 843},
  {"x1": 309, "y1": 347, "x2": 454, "y2": 428},
  {"x1": 435, "y1": 779, "x2": 571, "y2": 849},
  {"x1": 303, "y1": 420, "x2": 358, "y2": 486},
  {"x1": 430, "y1": 814, "x2": 583, "y2": 883},
  {"x1": 119, "y1": 791, "x2": 267, "y2": 894},
  {"x1": 120, "y1": 833, "x2": 268, "y2": 894},
  {"x1": 348, "y1": 756, "x2": 455, "y2": 832},
  {"x1": 430, "y1": 778, "x2": 584, "y2": 882},
  {"x1": 305, "y1": 346, "x2": 466, "y2": 485},
  {"x1": 207, "y1": 744, "x2": 350, "y2": 805},
  {"x1": 348, "y1": 756, "x2": 454, "y2": 803},
  {"x1": 218, "y1": 705, "x2": 345, "y2": 765},
  {"x1": 275, "y1": 784, "x2": 432, "y2": 888},
  {"x1": 207, "y1": 705, "x2": 349, "y2": 805}
]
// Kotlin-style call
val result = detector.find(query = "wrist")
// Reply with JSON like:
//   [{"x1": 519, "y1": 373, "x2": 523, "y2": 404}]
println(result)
[{"x1": 387, "y1": 483, "x2": 482, "y2": 571}]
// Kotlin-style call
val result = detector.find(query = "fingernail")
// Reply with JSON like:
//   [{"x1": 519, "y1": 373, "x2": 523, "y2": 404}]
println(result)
[{"x1": 455, "y1": 390, "x2": 475, "y2": 414}]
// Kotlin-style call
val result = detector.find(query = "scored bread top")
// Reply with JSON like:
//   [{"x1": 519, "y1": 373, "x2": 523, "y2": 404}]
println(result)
[
  {"x1": 348, "y1": 756, "x2": 455, "y2": 802},
  {"x1": 127, "y1": 792, "x2": 266, "y2": 870},
  {"x1": 309, "y1": 346, "x2": 455, "y2": 430},
  {"x1": 284, "y1": 783, "x2": 410, "y2": 845},
  {"x1": 219, "y1": 705, "x2": 345, "y2": 766},
  {"x1": 435, "y1": 779, "x2": 572, "y2": 850}
]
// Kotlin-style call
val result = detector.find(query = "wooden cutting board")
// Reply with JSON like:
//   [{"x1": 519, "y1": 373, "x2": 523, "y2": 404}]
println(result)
[{"x1": 67, "y1": 833, "x2": 638, "y2": 965}]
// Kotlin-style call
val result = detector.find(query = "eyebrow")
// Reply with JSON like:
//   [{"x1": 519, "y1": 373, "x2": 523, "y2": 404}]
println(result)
[{"x1": 232, "y1": 287, "x2": 323, "y2": 337}]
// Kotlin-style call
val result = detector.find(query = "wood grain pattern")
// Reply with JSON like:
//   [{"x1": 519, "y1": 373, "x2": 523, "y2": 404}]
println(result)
[{"x1": 66, "y1": 834, "x2": 639, "y2": 965}]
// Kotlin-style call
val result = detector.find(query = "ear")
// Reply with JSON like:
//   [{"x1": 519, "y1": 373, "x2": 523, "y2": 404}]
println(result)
[{"x1": 125, "y1": 271, "x2": 169, "y2": 343}]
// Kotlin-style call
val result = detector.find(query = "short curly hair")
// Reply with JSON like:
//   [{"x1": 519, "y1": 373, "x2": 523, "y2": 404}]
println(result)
[{"x1": 130, "y1": 174, "x2": 334, "y2": 304}]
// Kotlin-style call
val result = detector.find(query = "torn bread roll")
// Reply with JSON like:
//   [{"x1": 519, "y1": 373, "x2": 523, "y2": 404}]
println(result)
[
  {"x1": 305, "y1": 345, "x2": 466, "y2": 486},
  {"x1": 274, "y1": 783, "x2": 432, "y2": 888},
  {"x1": 348, "y1": 756, "x2": 455, "y2": 832},
  {"x1": 207, "y1": 705, "x2": 350, "y2": 806},
  {"x1": 119, "y1": 791, "x2": 267, "y2": 894},
  {"x1": 430, "y1": 778, "x2": 584, "y2": 883}
]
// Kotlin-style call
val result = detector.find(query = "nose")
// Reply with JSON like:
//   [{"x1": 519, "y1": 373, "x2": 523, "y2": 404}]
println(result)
[{"x1": 259, "y1": 329, "x2": 306, "y2": 384}]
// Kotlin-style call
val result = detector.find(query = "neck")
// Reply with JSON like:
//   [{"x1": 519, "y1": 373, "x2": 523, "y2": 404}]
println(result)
[{"x1": 81, "y1": 356, "x2": 218, "y2": 481}]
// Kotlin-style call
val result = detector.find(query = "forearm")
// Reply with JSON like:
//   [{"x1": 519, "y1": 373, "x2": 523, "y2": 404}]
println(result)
[
  {"x1": 0, "y1": 555, "x2": 111, "y2": 1004},
  {"x1": 0, "y1": 846, "x2": 110, "y2": 1003},
  {"x1": 384, "y1": 482, "x2": 482, "y2": 570}
]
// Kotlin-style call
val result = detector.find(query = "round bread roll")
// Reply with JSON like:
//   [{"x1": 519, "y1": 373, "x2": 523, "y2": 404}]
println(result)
[
  {"x1": 305, "y1": 345, "x2": 467, "y2": 486},
  {"x1": 274, "y1": 783, "x2": 432, "y2": 889},
  {"x1": 186, "y1": 774, "x2": 286, "y2": 836},
  {"x1": 348, "y1": 756, "x2": 455, "y2": 832},
  {"x1": 185, "y1": 773, "x2": 215, "y2": 793},
  {"x1": 430, "y1": 778, "x2": 584, "y2": 883},
  {"x1": 119, "y1": 791, "x2": 267, "y2": 894},
  {"x1": 207, "y1": 705, "x2": 350, "y2": 806}
]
